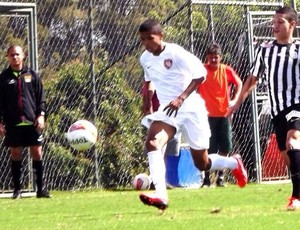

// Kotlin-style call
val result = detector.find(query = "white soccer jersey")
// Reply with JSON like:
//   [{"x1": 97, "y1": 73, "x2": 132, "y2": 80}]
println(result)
[
  {"x1": 250, "y1": 40, "x2": 300, "y2": 118},
  {"x1": 140, "y1": 42, "x2": 207, "y2": 112}
]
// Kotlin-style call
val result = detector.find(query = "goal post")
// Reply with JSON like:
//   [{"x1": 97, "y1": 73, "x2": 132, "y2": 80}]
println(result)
[{"x1": 0, "y1": 2, "x2": 38, "y2": 71}]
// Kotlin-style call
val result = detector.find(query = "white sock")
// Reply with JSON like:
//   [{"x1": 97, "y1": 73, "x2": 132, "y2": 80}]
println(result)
[
  {"x1": 147, "y1": 150, "x2": 168, "y2": 200},
  {"x1": 209, "y1": 154, "x2": 238, "y2": 171}
]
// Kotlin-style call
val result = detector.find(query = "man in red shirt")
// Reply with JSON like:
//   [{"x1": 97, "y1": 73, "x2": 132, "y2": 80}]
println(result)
[{"x1": 198, "y1": 43, "x2": 242, "y2": 187}]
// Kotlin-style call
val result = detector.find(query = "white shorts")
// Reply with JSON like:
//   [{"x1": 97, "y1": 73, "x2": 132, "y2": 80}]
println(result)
[{"x1": 141, "y1": 109, "x2": 211, "y2": 150}]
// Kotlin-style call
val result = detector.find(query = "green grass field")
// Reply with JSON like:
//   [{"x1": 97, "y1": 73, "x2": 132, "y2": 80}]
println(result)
[{"x1": 0, "y1": 183, "x2": 299, "y2": 230}]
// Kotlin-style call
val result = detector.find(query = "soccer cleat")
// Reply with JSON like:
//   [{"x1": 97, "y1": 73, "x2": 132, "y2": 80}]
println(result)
[
  {"x1": 139, "y1": 193, "x2": 168, "y2": 210},
  {"x1": 36, "y1": 189, "x2": 51, "y2": 198},
  {"x1": 200, "y1": 178, "x2": 211, "y2": 188},
  {"x1": 286, "y1": 197, "x2": 300, "y2": 211},
  {"x1": 166, "y1": 182, "x2": 174, "y2": 190},
  {"x1": 232, "y1": 154, "x2": 248, "y2": 188},
  {"x1": 12, "y1": 190, "x2": 21, "y2": 199}
]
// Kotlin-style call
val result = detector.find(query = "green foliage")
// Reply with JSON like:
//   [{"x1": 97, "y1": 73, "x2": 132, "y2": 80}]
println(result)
[
  {"x1": 192, "y1": 11, "x2": 208, "y2": 33},
  {"x1": 44, "y1": 142, "x2": 95, "y2": 190},
  {"x1": 145, "y1": 0, "x2": 179, "y2": 19},
  {"x1": 42, "y1": 55, "x2": 147, "y2": 189},
  {"x1": 96, "y1": 66, "x2": 147, "y2": 188}
]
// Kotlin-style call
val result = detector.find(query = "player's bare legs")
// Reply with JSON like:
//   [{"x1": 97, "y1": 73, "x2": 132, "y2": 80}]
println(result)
[
  {"x1": 140, "y1": 121, "x2": 176, "y2": 210},
  {"x1": 286, "y1": 129, "x2": 300, "y2": 210},
  {"x1": 281, "y1": 150, "x2": 290, "y2": 168},
  {"x1": 189, "y1": 148, "x2": 210, "y2": 170},
  {"x1": 190, "y1": 148, "x2": 248, "y2": 188},
  {"x1": 29, "y1": 145, "x2": 43, "y2": 160},
  {"x1": 145, "y1": 121, "x2": 176, "y2": 151}
]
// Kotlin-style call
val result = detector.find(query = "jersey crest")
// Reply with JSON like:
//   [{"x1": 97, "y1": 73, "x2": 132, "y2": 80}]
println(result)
[
  {"x1": 24, "y1": 74, "x2": 32, "y2": 82},
  {"x1": 164, "y1": 59, "x2": 173, "y2": 69}
]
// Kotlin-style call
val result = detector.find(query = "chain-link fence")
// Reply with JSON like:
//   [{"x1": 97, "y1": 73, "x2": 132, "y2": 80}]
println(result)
[{"x1": 0, "y1": 0, "x2": 294, "y2": 192}]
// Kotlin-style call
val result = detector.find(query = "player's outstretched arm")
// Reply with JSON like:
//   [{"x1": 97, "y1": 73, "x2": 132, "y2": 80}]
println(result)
[{"x1": 164, "y1": 77, "x2": 205, "y2": 117}]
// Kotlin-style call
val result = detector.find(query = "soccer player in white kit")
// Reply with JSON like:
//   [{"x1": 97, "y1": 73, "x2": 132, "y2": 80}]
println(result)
[{"x1": 138, "y1": 19, "x2": 247, "y2": 211}]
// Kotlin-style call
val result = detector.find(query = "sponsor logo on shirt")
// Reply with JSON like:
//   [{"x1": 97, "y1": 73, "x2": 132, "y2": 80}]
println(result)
[
  {"x1": 8, "y1": 79, "x2": 15, "y2": 84},
  {"x1": 285, "y1": 110, "x2": 300, "y2": 122},
  {"x1": 37, "y1": 135, "x2": 44, "y2": 142},
  {"x1": 24, "y1": 74, "x2": 32, "y2": 83},
  {"x1": 290, "y1": 50, "x2": 298, "y2": 59},
  {"x1": 164, "y1": 59, "x2": 173, "y2": 69}
]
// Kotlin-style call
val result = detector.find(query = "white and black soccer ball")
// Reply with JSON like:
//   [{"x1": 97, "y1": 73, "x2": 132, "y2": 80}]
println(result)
[
  {"x1": 66, "y1": 120, "x2": 97, "y2": 151},
  {"x1": 132, "y1": 173, "x2": 151, "y2": 190}
]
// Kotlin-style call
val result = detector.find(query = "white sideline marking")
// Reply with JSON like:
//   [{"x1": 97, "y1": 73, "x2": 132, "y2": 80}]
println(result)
[
  {"x1": 0, "y1": 192, "x2": 36, "y2": 198},
  {"x1": 261, "y1": 179, "x2": 290, "y2": 184}
]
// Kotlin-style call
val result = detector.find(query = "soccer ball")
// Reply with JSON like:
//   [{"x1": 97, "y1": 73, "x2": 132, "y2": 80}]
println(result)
[
  {"x1": 66, "y1": 120, "x2": 98, "y2": 151},
  {"x1": 132, "y1": 173, "x2": 151, "y2": 190}
]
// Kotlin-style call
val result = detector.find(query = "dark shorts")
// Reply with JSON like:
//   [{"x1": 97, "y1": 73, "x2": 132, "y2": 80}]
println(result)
[
  {"x1": 4, "y1": 125, "x2": 44, "y2": 147},
  {"x1": 208, "y1": 117, "x2": 232, "y2": 154},
  {"x1": 272, "y1": 104, "x2": 300, "y2": 151}
]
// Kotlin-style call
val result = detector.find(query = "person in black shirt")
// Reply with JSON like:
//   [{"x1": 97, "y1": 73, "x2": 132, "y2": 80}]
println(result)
[
  {"x1": 227, "y1": 6, "x2": 300, "y2": 211},
  {"x1": 0, "y1": 45, "x2": 50, "y2": 199}
]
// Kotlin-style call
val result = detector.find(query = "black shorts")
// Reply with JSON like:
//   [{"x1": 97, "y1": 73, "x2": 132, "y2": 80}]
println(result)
[
  {"x1": 208, "y1": 117, "x2": 232, "y2": 154},
  {"x1": 272, "y1": 105, "x2": 300, "y2": 151},
  {"x1": 4, "y1": 125, "x2": 44, "y2": 147}
]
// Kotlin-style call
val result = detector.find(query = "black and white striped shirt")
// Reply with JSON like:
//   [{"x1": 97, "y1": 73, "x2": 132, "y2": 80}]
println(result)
[{"x1": 251, "y1": 40, "x2": 300, "y2": 118}]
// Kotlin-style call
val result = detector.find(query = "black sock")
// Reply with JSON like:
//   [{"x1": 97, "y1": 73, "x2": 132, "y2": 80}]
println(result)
[
  {"x1": 32, "y1": 160, "x2": 44, "y2": 192},
  {"x1": 11, "y1": 160, "x2": 22, "y2": 191},
  {"x1": 204, "y1": 171, "x2": 210, "y2": 181},
  {"x1": 217, "y1": 170, "x2": 224, "y2": 179},
  {"x1": 287, "y1": 149, "x2": 300, "y2": 198}
]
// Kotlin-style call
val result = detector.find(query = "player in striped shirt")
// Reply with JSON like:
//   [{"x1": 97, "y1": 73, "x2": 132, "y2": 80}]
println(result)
[{"x1": 227, "y1": 6, "x2": 300, "y2": 211}]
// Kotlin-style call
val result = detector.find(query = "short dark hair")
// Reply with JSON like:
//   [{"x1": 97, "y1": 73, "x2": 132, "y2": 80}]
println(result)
[
  {"x1": 206, "y1": 43, "x2": 222, "y2": 56},
  {"x1": 139, "y1": 19, "x2": 163, "y2": 33},
  {"x1": 276, "y1": 6, "x2": 298, "y2": 23}
]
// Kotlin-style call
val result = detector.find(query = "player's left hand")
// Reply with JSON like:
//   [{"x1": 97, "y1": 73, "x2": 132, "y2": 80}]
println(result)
[
  {"x1": 35, "y1": 115, "x2": 45, "y2": 132},
  {"x1": 163, "y1": 97, "x2": 184, "y2": 117}
]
